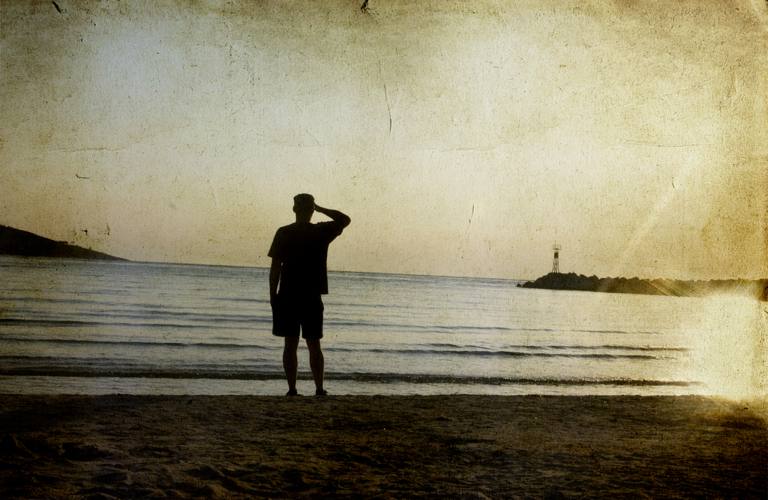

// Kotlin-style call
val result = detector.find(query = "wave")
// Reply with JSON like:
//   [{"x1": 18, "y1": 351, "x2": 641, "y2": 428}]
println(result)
[
  {"x1": 1, "y1": 316, "x2": 661, "y2": 337},
  {"x1": 74, "y1": 310, "x2": 264, "y2": 323},
  {"x1": 323, "y1": 319, "x2": 517, "y2": 332},
  {"x1": 4, "y1": 309, "x2": 270, "y2": 322},
  {"x1": 0, "y1": 318, "x2": 263, "y2": 330},
  {"x1": 326, "y1": 320, "x2": 578, "y2": 334},
  {"x1": 0, "y1": 337, "x2": 277, "y2": 350},
  {"x1": 0, "y1": 366, "x2": 695, "y2": 387},
  {"x1": 1, "y1": 296, "x2": 264, "y2": 310},
  {"x1": 0, "y1": 296, "x2": 124, "y2": 306},
  {"x1": 572, "y1": 328, "x2": 660, "y2": 335},
  {"x1": 326, "y1": 347, "x2": 667, "y2": 360},
  {"x1": 0, "y1": 337, "x2": 683, "y2": 359},
  {"x1": 423, "y1": 343, "x2": 687, "y2": 352},
  {"x1": 209, "y1": 297, "x2": 268, "y2": 304},
  {"x1": 329, "y1": 321, "x2": 660, "y2": 336},
  {"x1": 330, "y1": 373, "x2": 696, "y2": 386},
  {"x1": 0, "y1": 314, "x2": 528, "y2": 333}
]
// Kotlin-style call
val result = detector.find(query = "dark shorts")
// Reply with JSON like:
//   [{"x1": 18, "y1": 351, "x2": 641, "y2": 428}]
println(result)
[{"x1": 272, "y1": 294, "x2": 324, "y2": 340}]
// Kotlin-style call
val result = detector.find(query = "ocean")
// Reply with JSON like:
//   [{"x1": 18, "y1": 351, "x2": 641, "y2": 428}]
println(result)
[{"x1": 0, "y1": 256, "x2": 764, "y2": 397}]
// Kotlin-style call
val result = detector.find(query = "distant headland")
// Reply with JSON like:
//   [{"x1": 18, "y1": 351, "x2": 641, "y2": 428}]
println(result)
[
  {"x1": 0, "y1": 225, "x2": 127, "y2": 261},
  {"x1": 521, "y1": 272, "x2": 768, "y2": 301}
]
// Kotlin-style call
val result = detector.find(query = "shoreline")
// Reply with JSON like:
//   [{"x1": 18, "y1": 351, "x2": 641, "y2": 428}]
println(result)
[
  {"x1": 1, "y1": 395, "x2": 765, "y2": 498},
  {"x1": 0, "y1": 375, "x2": 710, "y2": 399}
]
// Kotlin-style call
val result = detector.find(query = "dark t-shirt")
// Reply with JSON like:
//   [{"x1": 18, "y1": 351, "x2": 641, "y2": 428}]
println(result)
[{"x1": 268, "y1": 221, "x2": 344, "y2": 296}]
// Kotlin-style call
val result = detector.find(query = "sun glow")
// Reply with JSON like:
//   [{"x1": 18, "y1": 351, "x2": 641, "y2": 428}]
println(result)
[{"x1": 687, "y1": 296, "x2": 768, "y2": 400}]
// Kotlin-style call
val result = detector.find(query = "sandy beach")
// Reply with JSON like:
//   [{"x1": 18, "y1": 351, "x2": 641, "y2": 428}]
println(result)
[{"x1": 0, "y1": 395, "x2": 765, "y2": 498}]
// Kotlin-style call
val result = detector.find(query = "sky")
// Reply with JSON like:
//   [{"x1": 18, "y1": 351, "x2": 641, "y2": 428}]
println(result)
[{"x1": 1, "y1": 0, "x2": 766, "y2": 279}]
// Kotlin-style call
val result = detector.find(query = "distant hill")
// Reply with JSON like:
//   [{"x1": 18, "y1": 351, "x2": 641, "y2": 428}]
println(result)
[
  {"x1": 520, "y1": 272, "x2": 768, "y2": 301},
  {"x1": 0, "y1": 225, "x2": 127, "y2": 261}
]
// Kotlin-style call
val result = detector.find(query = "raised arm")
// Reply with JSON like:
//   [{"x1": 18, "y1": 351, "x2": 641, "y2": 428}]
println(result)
[{"x1": 314, "y1": 204, "x2": 351, "y2": 228}]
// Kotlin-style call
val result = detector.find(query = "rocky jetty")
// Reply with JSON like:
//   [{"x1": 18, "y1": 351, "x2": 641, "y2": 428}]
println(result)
[
  {"x1": 520, "y1": 272, "x2": 767, "y2": 300},
  {"x1": 0, "y1": 225, "x2": 126, "y2": 261}
]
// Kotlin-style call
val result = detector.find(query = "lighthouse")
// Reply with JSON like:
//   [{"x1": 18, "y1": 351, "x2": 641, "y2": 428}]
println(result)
[{"x1": 552, "y1": 243, "x2": 561, "y2": 274}]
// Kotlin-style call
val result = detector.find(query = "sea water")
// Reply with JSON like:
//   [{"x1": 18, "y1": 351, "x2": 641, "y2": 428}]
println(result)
[{"x1": 0, "y1": 256, "x2": 764, "y2": 396}]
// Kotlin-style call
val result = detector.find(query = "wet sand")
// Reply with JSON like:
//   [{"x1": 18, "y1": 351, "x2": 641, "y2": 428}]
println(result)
[{"x1": 0, "y1": 395, "x2": 766, "y2": 498}]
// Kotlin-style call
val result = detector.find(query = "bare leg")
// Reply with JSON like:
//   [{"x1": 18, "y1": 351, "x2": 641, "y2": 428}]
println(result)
[
  {"x1": 283, "y1": 336, "x2": 300, "y2": 394},
  {"x1": 306, "y1": 338, "x2": 325, "y2": 394}
]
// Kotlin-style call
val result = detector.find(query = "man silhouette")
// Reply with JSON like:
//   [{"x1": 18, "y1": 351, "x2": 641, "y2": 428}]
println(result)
[{"x1": 268, "y1": 194, "x2": 351, "y2": 396}]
